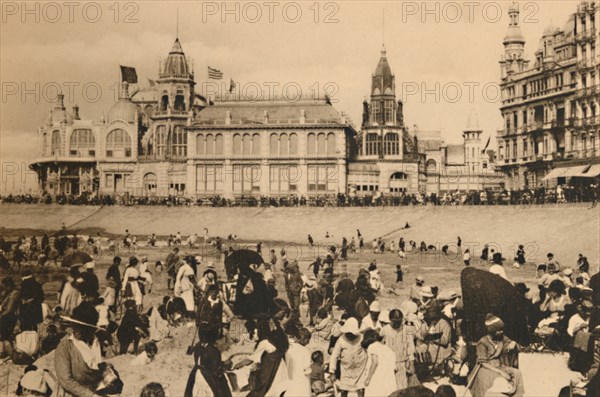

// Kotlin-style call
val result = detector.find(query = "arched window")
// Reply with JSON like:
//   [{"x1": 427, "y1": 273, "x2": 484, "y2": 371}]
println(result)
[
  {"x1": 160, "y1": 92, "x2": 169, "y2": 112},
  {"x1": 307, "y1": 133, "x2": 316, "y2": 155},
  {"x1": 252, "y1": 133, "x2": 261, "y2": 155},
  {"x1": 243, "y1": 134, "x2": 252, "y2": 155},
  {"x1": 143, "y1": 173, "x2": 157, "y2": 195},
  {"x1": 156, "y1": 126, "x2": 167, "y2": 156},
  {"x1": 289, "y1": 133, "x2": 298, "y2": 154},
  {"x1": 280, "y1": 134, "x2": 289, "y2": 155},
  {"x1": 205, "y1": 134, "x2": 215, "y2": 155},
  {"x1": 270, "y1": 134, "x2": 279, "y2": 155},
  {"x1": 171, "y1": 125, "x2": 187, "y2": 156},
  {"x1": 105, "y1": 129, "x2": 131, "y2": 158},
  {"x1": 233, "y1": 134, "x2": 242, "y2": 155},
  {"x1": 174, "y1": 89, "x2": 185, "y2": 112},
  {"x1": 327, "y1": 132, "x2": 336, "y2": 155},
  {"x1": 51, "y1": 130, "x2": 61, "y2": 155},
  {"x1": 215, "y1": 134, "x2": 224, "y2": 155},
  {"x1": 317, "y1": 133, "x2": 327, "y2": 155},
  {"x1": 384, "y1": 133, "x2": 399, "y2": 156},
  {"x1": 196, "y1": 134, "x2": 205, "y2": 155},
  {"x1": 426, "y1": 159, "x2": 437, "y2": 174},
  {"x1": 69, "y1": 129, "x2": 95, "y2": 156}
]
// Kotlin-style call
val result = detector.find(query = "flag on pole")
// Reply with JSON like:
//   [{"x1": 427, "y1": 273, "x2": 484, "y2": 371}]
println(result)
[
  {"x1": 482, "y1": 136, "x2": 491, "y2": 154},
  {"x1": 120, "y1": 65, "x2": 138, "y2": 84},
  {"x1": 229, "y1": 78, "x2": 235, "y2": 93},
  {"x1": 208, "y1": 66, "x2": 223, "y2": 80}
]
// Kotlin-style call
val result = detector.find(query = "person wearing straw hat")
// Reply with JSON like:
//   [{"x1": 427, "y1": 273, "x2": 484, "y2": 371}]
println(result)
[
  {"x1": 329, "y1": 317, "x2": 369, "y2": 397},
  {"x1": 360, "y1": 300, "x2": 382, "y2": 333},
  {"x1": 469, "y1": 313, "x2": 523, "y2": 397},
  {"x1": 54, "y1": 304, "x2": 104, "y2": 397},
  {"x1": 410, "y1": 276, "x2": 425, "y2": 304}
]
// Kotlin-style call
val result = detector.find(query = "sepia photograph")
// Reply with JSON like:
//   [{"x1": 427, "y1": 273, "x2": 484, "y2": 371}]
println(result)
[{"x1": 0, "y1": 1, "x2": 599, "y2": 396}]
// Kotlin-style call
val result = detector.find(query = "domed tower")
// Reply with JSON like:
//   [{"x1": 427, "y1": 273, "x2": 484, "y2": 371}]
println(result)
[
  {"x1": 368, "y1": 45, "x2": 397, "y2": 126},
  {"x1": 156, "y1": 38, "x2": 195, "y2": 115},
  {"x1": 463, "y1": 110, "x2": 483, "y2": 167},
  {"x1": 500, "y1": 4, "x2": 528, "y2": 79}
]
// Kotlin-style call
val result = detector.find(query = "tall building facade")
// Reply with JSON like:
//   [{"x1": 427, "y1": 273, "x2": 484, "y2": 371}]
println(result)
[
  {"x1": 31, "y1": 38, "x2": 503, "y2": 199},
  {"x1": 496, "y1": 1, "x2": 600, "y2": 189}
]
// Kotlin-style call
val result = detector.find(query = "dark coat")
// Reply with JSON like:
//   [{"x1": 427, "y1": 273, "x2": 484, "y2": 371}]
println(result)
[{"x1": 19, "y1": 277, "x2": 44, "y2": 331}]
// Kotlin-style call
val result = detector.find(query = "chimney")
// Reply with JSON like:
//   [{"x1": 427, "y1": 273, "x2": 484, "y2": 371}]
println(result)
[
  {"x1": 72, "y1": 105, "x2": 80, "y2": 120},
  {"x1": 56, "y1": 94, "x2": 65, "y2": 109},
  {"x1": 120, "y1": 82, "x2": 130, "y2": 100}
]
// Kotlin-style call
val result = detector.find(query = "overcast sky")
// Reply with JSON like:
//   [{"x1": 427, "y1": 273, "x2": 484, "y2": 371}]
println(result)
[{"x1": 1, "y1": 1, "x2": 576, "y2": 192}]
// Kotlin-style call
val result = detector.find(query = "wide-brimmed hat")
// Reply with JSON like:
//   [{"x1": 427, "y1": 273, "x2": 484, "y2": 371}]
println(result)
[
  {"x1": 379, "y1": 309, "x2": 390, "y2": 323},
  {"x1": 563, "y1": 268, "x2": 573, "y2": 276},
  {"x1": 140, "y1": 256, "x2": 148, "y2": 262},
  {"x1": 369, "y1": 300, "x2": 381, "y2": 312},
  {"x1": 438, "y1": 290, "x2": 459, "y2": 301},
  {"x1": 416, "y1": 275, "x2": 425, "y2": 283},
  {"x1": 340, "y1": 317, "x2": 360, "y2": 335},
  {"x1": 420, "y1": 286, "x2": 435, "y2": 298},
  {"x1": 485, "y1": 313, "x2": 504, "y2": 333},
  {"x1": 400, "y1": 301, "x2": 418, "y2": 316},
  {"x1": 84, "y1": 261, "x2": 95, "y2": 269},
  {"x1": 19, "y1": 370, "x2": 48, "y2": 395}
]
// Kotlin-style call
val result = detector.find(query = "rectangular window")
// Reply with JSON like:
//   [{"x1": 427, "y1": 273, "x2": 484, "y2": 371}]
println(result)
[
  {"x1": 105, "y1": 174, "x2": 113, "y2": 188},
  {"x1": 307, "y1": 164, "x2": 337, "y2": 193},
  {"x1": 232, "y1": 164, "x2": 260, "y2": 194},
  {"x1": 196, "y1": 165, "x2": 224, "y2": 193}
]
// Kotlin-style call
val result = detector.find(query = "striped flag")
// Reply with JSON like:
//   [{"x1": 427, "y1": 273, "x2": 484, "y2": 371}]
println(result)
[{"x1": 208, "y1": 66, "x2": 223, "y2": 80}]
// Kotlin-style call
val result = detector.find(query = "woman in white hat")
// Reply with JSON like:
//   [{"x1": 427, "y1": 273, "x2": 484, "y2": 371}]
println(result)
[
  {"x1": 122, "y1": 256, "x2": 143, "y2": 311},
  {"x1": 328, "y1": 317, "x2": 368, "y2": 397}
]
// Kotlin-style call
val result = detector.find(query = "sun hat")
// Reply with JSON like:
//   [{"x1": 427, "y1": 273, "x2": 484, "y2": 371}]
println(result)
[
  {"x1": 20, "y1": 370, "x2": 48, "y2": 395},
  {"x1": 84, "y1": 261, "x2": 95, "y2": 269},
  {"x1": 420, "y1": 286, "x2": 435, "y2": 298},
  {"x1": 438, "y1": 290, "x2": 459, "y2": 301},
  {"x1": 400, "y1": 301, "x2": 418, "y2": 316},
  {"x1": 379, "y1": 309, "x2": 390, "y2": 323},
  {"x1": 340, "y1": 317, "x2": 360, "y2": 335},
  {"x1": 485, "y1": 313, "x2": 505, "y2": 333},
  {"x1": 369, "y1": 300, "x2": 381, "y2": 312}
]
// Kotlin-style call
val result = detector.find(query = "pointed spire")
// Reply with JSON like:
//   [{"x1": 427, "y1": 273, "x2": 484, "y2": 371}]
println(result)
[{"x1": 170, "y1": 37, "x2": 184, "y2": 54}]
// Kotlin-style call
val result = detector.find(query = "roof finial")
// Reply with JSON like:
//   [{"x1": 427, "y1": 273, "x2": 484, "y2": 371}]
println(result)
[
  {"x1": 176, "y1": 8, "x2": 179, "y2": 39},
  {"x1": 382, "y1": 8, "x2": 385, "y2": 48}
]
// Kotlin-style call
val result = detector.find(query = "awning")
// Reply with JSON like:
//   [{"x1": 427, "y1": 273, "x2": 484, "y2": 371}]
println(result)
[
  {"x1": 562, "y1": 165, "x2": 589, "y2": 177},
  {"x1": 542, "y1": 168, "x2": 569, "y2": 180},
  {"x1": 576, "y1": 164, "x2": 600, "y2": 178}
]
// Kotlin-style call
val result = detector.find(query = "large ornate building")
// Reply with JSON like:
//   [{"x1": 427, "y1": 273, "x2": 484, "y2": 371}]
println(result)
[
  {"x1": 496, "y1": 1, "x2": 600, "y2": 189},
  {"x1": 347, "y1": 46, "x2": 502, "y2": 196},
  {"x1": 30, "y1": 37, "x2": 503, "y2": 199}
]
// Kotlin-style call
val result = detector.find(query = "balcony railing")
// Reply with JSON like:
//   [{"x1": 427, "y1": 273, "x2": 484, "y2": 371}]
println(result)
[{"x1": 153, "y1": 109, "x2": 190, "y2": 117}]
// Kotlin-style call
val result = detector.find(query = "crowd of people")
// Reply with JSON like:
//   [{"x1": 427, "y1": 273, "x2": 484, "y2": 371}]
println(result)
[
  {"x1": 1, "y1": 183, "x2": 598, "y2": 208},
  {"x1": 0, "y1": 228, "x2": 598, "y2": 397}
]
